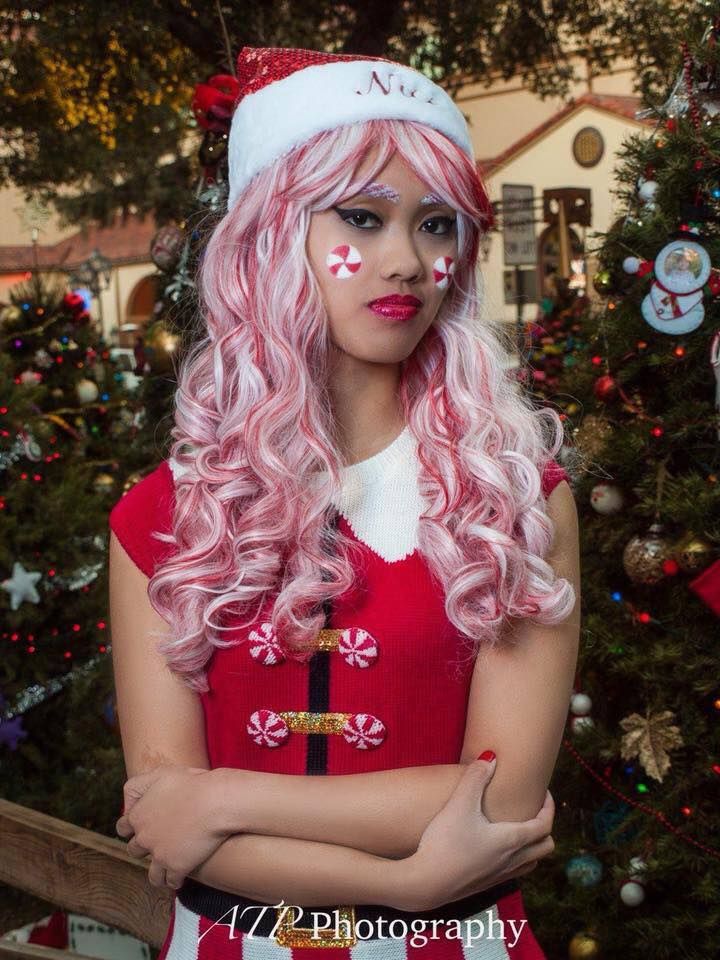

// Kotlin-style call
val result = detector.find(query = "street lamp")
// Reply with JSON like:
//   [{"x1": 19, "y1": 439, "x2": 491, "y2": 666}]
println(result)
[
  {"x1": 480, "y1": 232, "x2": 493, "y2": 262},
  {"x1": 69, "y1": 248, "x2": 113, "y2": 332}
]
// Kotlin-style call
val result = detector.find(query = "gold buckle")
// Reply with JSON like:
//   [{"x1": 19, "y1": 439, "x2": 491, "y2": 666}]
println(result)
[{"x1": 274, "y1": 905, "x2": 357, "y2": 948}]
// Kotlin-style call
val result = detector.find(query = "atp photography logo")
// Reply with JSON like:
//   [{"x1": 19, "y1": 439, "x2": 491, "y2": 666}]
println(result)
[{"x1": 196, "y1": 901, "x2": 528, "y2": 950}]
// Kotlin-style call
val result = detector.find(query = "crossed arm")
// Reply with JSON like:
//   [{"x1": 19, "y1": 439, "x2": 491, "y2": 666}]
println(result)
[{"x1": 182, "y1": 765, "x2": 466, "y2": 908}]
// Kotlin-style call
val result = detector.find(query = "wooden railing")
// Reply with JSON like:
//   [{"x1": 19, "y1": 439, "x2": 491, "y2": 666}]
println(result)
[{"x1": 0, "y1": 799, "x2": 172, "y2": 959}]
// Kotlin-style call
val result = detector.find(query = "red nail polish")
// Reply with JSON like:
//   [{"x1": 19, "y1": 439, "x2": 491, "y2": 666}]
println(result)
[{"x1": 477, "y1": 750, "x2": 496, "y2": 762}]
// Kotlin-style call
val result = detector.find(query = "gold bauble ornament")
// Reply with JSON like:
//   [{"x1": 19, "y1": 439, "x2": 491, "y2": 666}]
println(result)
[
  {"x1": 569, "y1": 932, "x2": 601, "y2": 959},
  {"x1": 33, "y1": 418, "x2": 54, "y2": 439},
  {"x1": 93, "y1": 472, "x2": 116, "y2": 494},
  {"x1": 622, "y1": 522, "x2": 675, "y2": 585},
  {"x1": 144, "y1": 320, "x2": 180, "y2": 374},
  {"x1": 573, "y1": 415, "x2": 613, "y2": 460},
  {"x1": 673, "y1": 533, "x2": 715, "y2": 574},
  {"x1": 123, "y1": 471, "x2": 144, "y2": 492},
  {"x1": 592, "y1": 270, "x2": 612, "y2": 296},
  {"x1": 0, "y1": 304, "x2": 22, "y2": 326}
]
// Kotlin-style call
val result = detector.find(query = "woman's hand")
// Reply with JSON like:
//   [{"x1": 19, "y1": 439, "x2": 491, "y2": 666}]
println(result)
[
  {"x1": 399, "y1": 757, "x2": 555, "y2": 912},
  {"x1": 115, "y1": 765, "x2": 230, "y2": 890}
]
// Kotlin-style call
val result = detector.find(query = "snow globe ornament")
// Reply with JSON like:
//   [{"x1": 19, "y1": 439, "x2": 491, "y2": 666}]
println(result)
[
  {"x1": 637, "y1": 178, "x2": 658, "y2": 212},
  {"x1": 565, "y1": 853, "x2": 603, "y2": 887},
  {"x1": 590, "y1": 482, "x2": 624, "y2": 515},
  {"x1": 634, "y1": 231, "x2": 712, "y2": 335}
]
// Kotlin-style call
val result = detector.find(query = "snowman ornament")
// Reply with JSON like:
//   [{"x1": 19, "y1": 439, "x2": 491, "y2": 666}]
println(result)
[{"x1": 624, "y1": 229, "x2": 720, "y2": 335}]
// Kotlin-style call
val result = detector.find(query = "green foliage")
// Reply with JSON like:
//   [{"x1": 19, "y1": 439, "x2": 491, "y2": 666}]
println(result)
[
  {"x1": 0, "y1": 273, "x2": 146, "y2": 843},
  {"x1": 521, "y1": 12, "x2": 720, "y2": 956}
]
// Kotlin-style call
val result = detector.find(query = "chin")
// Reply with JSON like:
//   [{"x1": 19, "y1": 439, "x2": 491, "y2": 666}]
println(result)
[{"x1": 356, "y1": 347, "x2": 419, "y2": 365}]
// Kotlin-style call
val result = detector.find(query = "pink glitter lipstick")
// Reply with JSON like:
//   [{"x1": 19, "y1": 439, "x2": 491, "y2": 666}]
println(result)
[{"x1": 367, "y1": 294, "x2": 422, "y2": 321}]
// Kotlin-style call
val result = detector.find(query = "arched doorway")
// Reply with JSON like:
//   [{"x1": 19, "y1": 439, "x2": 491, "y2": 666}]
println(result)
[
  {"x1": 536, "y1": 224, "x2": 586, "y2": 301},
  {"x1": 119, "y1": 275, "x2": 158, "y2": 348}
]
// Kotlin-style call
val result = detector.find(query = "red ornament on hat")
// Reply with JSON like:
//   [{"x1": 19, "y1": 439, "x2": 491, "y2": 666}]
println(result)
[{"x1": 192, "y1": 74, "x2": 241, "y2": 133}]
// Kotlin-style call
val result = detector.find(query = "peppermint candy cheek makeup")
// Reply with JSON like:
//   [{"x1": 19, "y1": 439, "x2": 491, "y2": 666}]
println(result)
[
  {"x1": 326, "y1": 244, "x2": 362, "y2": 279},
  {"x1": 433, "y1": 256, "x2": 456, "y2": 290}
]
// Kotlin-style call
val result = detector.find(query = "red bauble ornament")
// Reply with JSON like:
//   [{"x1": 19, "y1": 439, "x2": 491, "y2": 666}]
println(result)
[
  {"x1": 594, "y1": 374, "x2": 619, "y2": 402},
  {"x1": 63, "y1": 292, "x2": 85, "y2": 314}
]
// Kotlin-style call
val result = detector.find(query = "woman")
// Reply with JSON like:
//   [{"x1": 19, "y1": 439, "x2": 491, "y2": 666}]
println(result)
[{"x1": 110, "y1": 46, "x2": 580, "y2": 959}]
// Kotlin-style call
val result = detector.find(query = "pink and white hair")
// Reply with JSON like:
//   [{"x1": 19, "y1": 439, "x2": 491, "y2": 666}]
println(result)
[{"x1": 148, "y1": 118, "x2": 575, "y2": 692}]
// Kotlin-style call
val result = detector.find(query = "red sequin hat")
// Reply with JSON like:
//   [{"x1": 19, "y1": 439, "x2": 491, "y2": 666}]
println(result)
[{"x1": 227, "y1": 46, "x2": 475, "y2": 209}]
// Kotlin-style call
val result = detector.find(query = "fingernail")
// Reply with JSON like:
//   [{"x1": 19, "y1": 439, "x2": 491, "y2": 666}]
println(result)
[{"x1": 477, "y1": 750, "x2": 496, "y2": 762}]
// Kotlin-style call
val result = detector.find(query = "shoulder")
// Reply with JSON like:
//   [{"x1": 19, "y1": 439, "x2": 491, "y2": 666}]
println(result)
[
  {"x1": 109, "y1": 460, "x2": 175, "y2": 524},
  {"x1": 108, "y1": 460, "x2": 176, "y2": 578},
  {"x1": 543, "y1": 467, "x2": 579, "y2": 582},
  {"x1": 541, "y1": 458, "x2": 571, "y2": 499}
]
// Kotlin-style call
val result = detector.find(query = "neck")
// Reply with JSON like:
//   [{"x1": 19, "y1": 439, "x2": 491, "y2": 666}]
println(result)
[{"x1": 328, "y1": 349, "x2": 405, "y2": 466}]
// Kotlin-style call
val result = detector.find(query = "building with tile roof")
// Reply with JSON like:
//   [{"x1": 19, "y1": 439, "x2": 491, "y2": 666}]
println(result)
[{"x1": 1, "y1": 51, "x2": 656, "y2": 342}]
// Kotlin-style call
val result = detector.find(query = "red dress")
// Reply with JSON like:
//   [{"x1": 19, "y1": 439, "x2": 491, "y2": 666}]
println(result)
[{"x1": 109, "y1": 427, "x2": 569, "y2": 959}]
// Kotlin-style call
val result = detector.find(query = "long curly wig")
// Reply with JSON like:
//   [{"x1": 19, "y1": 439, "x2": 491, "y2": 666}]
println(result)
[{"x1": 147, "y1": 118, "x2": 576, "y2": 693}]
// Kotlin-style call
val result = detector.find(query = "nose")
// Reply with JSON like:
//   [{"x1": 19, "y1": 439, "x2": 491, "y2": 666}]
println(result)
[{"x1": 379, "y1": 228, "x2": 424, "y2": 284}]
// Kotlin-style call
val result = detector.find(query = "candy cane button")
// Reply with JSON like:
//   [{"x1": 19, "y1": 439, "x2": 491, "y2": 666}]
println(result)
[
  {"x1": 326, "y1": 245, "x2": 362, "y2": 279},
  {"x1": 342, "y1": 713, "x2": 386, "y2": 750},
  {"x1": 338, "y1": 628, "x2": 379, "y2": 668},
  {"x1": 433, "y1": 256, "x2": 456, "y2": 290},
  {"x1": 247, "y1": 709, "x2": 289, "y2": 747},
  {"x1": 248, "y1": 622, "x2": 286, "y2": 665}
]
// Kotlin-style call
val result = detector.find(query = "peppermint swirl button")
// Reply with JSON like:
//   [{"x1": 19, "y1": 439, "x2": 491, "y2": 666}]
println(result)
[
  {"x1": 338, "y1": 628, "x2": 378, "y2": 668},
  {"x1": 248, "y1": 622, "x2": 286, "y2": 665},
  {"x1": 247, "y1": 709, "x2": 289, "y2": 747},
  {"x1": 342, "y1": 713, "x2": 386, "y2": 750}
]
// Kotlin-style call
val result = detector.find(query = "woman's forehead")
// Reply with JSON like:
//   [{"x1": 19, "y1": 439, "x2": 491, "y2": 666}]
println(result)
[{"x1": 348, "y1": 154, "x2": 442, "y2": 202}]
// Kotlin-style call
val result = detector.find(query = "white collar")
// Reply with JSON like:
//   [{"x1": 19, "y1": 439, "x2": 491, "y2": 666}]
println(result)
[
  {"x1": 168, "y1": 426, "x2": 422, "y2": 565},
  {"x1": 332, "y1": 426, "x2": 421, "y2": 563}
]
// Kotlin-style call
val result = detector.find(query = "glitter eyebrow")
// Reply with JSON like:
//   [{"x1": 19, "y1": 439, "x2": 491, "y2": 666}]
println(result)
[
  {"x1": 358, "y1": 182, "x2": 401, "y2": 203},
  {"x1": 420, "y1": 193, "x2": 445, "y2": 205}
]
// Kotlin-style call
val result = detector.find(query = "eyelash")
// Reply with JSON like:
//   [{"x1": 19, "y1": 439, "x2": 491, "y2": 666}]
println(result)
[{"x1": 333, "y1": 207, "x2": 457, "y2": 237}]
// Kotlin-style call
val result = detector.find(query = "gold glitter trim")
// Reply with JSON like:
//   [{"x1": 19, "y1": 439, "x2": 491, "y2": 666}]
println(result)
[
  {"x1": 280, "y1": 711, "x2": 350, "y2": 734},
  {"x1": 316, "y1": 628, "x2": 341, "y2": 651},
  {"x1": 274, "y1": 906, "x2": 357, "y2": 948}
]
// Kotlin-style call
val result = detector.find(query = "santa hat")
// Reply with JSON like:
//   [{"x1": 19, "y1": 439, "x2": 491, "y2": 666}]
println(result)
[{"x1": 227, "y1": 47, "x2": 475, "y2": 209}]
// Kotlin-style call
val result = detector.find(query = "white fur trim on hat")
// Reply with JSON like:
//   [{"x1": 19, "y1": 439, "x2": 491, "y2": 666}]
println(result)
[{"x1": 227, "y1": 60, "x2": 473, "y2": 208}]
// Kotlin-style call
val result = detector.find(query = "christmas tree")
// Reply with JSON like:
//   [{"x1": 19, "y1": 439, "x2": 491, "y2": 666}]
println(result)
[
  {"x1": 525, "y1": 277, "x2": 590, "y2": 406},
  {"x1": 0, "y1": 274, "x2": 149, "y2": 914},
  {"x1": 521, "y1": 13, "x2": 720, "y2": 960}
]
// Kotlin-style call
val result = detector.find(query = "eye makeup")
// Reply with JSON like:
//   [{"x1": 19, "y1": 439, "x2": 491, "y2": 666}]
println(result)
[
  {"x1": 420, "y1": 193, "x2": 445, "y2": 206},
  {"x1": 333, "y1": 205, "x2": 456, "y2": 237},
  {"x1": 360, "y1": 182, "x2": 401, "y2": 203}
]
